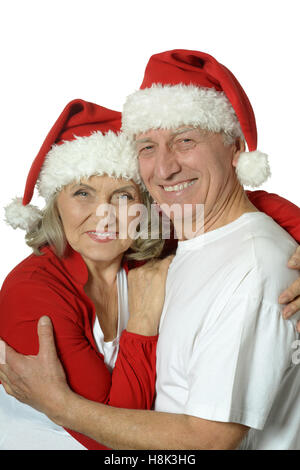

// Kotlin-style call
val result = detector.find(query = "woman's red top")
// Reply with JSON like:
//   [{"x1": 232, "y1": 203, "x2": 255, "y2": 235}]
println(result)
[{"x1": 0, "y1": 244, "x2": 158, "y2": 450}]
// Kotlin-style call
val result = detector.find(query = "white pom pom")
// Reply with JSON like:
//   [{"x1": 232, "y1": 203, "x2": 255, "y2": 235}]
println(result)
[
  {"x1": 235, "y1": 151, "x2": 271, "y2": 188},
  {"x1": 4, "y1": 197, "x2": 42, "y2": 232}
]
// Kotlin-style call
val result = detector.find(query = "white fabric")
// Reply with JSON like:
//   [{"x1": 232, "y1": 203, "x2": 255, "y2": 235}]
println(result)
[
  {"x1": 92, "y1": 267, "x2": 130, "y2": 373},
  {"x1": 38, "y1": 131, "x2": 141, "y2": 201},
  {"x1": 122, "y1": 84, "x2": 243, "y2": 138},
  {"x1": 0, "y1": 268, "x2": 129, "y2": 450},
  {"x1": 155, "y1": 212, "x2": 300, "y2": 450}
]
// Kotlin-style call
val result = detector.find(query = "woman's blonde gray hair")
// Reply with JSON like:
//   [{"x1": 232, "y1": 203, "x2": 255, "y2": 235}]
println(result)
[{"x1": 25, "y1": 188, "x2": 165, "y2": 262}]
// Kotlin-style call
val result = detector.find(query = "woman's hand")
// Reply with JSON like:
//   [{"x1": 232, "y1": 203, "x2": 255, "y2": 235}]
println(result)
[
  {"x1": 0, "y1": 316, "x2": 72, "y2": 425},
  {"x1": 279, "y1": 245, "x2": 300, "y2": 331},
  {"x1": 127, "y1": 255, "x2": 174, "y2": 336}
]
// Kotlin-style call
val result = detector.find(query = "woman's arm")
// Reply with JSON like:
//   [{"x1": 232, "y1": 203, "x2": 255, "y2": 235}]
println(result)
[{"x1": 0, "y1": 279, "x2": 158, "y2": 449}]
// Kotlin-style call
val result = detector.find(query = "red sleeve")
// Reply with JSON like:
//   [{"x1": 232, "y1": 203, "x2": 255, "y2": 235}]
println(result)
[
  {"x1": 247, "y1": 190, "x2": 300, "y2": 243},
  {"x1": 0, "y1": 280, "x2": 157, "y2": 450}
]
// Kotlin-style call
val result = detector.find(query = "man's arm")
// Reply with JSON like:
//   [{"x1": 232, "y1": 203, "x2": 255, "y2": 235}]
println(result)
[
  {"x1": 59, "y1": 391, "x2": 248, "y2": 450},
  {"x1": 0, "y1": 317, "x2": 248, "y2": 450}
]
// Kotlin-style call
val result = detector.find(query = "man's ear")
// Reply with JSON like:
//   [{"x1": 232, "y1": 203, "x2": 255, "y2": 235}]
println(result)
[{"x1": 232, "y1": 138, "x2": 246, "y2": 167}]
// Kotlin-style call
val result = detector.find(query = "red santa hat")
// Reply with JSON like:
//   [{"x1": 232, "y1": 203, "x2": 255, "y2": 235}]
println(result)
[
  {"x1": 122, "y1": 49, "x2": 270, "y2": 188},
  {"x1": 5, "y1": 99, "x2": 140, "y2": 232}
]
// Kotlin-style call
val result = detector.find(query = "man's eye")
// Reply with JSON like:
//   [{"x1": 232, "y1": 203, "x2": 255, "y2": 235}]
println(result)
[
  {"x1": 174, "y1": 138, "x2": 195, "y2": 150},
  {"x1": 139, "y1": 145, "x2": 155, "y2": 156}
]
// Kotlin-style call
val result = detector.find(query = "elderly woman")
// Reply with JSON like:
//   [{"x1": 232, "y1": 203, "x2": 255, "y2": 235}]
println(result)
[{"x1": 0, "y1": 99, "x2": 171, "y2": 450}]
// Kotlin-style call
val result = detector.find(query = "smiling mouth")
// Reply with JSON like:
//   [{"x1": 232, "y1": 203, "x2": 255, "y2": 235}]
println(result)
[
  {"x1": 161, "y1": 179, "x2": 197, "y2": 192},
  {"x1": 87, "y1": 231, "x2": 118, "y2": 239}
]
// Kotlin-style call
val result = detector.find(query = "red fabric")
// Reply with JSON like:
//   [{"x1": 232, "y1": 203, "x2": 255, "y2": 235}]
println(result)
[
  {"x1": 247, "y1": 190, "x2": 300, "y2": 243},
  {"x1": 23, "y1": 99, "x2": 121, "y2": 205},
  {"x1": 140, "y1": 49, "x2": 257, "y2": 151},
  {"x1": 0, "y1": 245, "x2": 158, "y2": 450}
]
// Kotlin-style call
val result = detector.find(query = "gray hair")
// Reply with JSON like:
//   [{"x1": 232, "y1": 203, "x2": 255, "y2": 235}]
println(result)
[{"x1": 222, "y1": 130, "x2": 245, "y2": 147}]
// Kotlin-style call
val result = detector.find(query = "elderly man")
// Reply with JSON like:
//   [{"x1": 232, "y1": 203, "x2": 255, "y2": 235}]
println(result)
[{"x1": 1, "y1": 50, "x2": 300, "y2": 450}]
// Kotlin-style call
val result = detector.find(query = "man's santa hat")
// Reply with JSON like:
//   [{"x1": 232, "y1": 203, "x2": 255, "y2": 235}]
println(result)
[
  {"x1": 122, "y1": 49, "x2": 270, "y2": 188},
  {"x1": 5, "y1": 99, "x2": 140, "y2": 232}
]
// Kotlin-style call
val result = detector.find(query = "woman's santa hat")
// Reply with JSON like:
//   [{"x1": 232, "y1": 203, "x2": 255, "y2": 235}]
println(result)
[
  {"x1": 122, "y1": 49, "x2": 270, "y2": 188},
  {"x1": 5, "y1": 99, "x2": 140, "y2": 232}
]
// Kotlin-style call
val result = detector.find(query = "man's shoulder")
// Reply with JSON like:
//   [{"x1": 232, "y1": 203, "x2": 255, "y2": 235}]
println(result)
[
  {"x1": 242, "y1": 212, "x2": 297, "y2": 274},
  {"x1": 245, "y1": 211, "x2": 297, "y2": 244},
  {"x1": 223, "y1": 213, "x2": 298, "y2": 310}
]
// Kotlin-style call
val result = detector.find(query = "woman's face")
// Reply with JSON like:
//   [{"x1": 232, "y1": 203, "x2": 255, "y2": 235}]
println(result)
[{"x1": 56, "y1": 174, "x2": 141, "y2": 265}]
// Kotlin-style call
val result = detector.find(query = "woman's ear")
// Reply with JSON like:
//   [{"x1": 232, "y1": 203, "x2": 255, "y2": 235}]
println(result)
[{"x1": 232, "y1": 138, "x2": 246, "y2": 168}]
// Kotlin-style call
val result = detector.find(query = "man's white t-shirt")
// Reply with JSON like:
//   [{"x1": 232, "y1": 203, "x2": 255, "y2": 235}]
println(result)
[
  {"x1": 155, "y1": 212, "x2": 300, "y2": 450},
  {"x1": 0, "y1": 268, "x2": 129, "y2": 450}
]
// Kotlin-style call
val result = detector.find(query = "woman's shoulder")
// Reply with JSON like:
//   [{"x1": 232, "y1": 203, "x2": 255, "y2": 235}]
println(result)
[
  {"x1": 0, "y1": 245, "x2": 92, "y2": 327},
  {"x1": 2, "y1": 246, "x2": 59, "y2": 287},
  {"x1": 1, "y1": 245, "x2": 87, "y2": 300}
]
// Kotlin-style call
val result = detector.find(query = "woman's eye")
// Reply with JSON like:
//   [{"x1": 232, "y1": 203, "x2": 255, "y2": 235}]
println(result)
[
  {"x1": 112, "y1": 193, "x2": 134, "y2": 204},
  {"x1": 74, "y1": 190, "x2": 89, "y2": 197},
  {"x1": 120, "y1": 193, "x2": 134, "y2": 201}
]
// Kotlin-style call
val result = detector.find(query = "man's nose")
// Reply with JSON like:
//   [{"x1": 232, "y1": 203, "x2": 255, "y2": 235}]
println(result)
[{"x1": 154, "y1": 145, "x2": 181, "y2": 180}]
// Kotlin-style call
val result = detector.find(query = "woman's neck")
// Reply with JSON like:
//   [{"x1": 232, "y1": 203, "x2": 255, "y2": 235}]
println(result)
[
  {"x1": 82, "y1": 254, "x2": 123, "y2": 287},
  {"x1": 82, "y1": 254, "x2": 123, "y2": 342}
]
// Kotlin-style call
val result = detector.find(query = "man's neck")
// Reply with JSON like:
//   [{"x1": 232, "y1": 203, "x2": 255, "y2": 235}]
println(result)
[
  {"x1": 176, "y1": 182, "x2": 259, "y2": 241},
  {"x1": 203, "y1": 183, "x2": 258, "y2": 233}
]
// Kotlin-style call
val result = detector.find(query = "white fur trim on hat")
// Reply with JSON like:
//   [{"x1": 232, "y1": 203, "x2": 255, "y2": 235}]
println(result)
[
  {"x1": 38, "y1": 131, "x2": 141, "y2": 200},
  {"x1": 4, "y1": 197, "x2": 42, "y2": 232},
  {"x1": 235, "y1": 151, "x2": 271, "y2": 187},
  {"x1": 122, "y1": 83, "x2": 244, "y2": 138}
]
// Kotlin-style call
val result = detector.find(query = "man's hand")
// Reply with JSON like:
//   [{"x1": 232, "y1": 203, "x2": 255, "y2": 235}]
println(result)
[
  {"x1": 0, "y1": 316, "x2": 71, "y2": 424},
  {"x1": 279, "y1": 245, "x2": 300, "y2": 331}
]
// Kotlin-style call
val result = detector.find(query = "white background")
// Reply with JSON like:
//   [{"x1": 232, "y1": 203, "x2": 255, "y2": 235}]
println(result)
[{"x1": 0, "y1": 0, "x2": 299, "y2": 286}]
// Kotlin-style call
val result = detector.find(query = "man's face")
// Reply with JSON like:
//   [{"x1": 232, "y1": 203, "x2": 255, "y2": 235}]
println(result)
[{"x1": 135, "y1": 127, "x2": 242, "y2": 215}]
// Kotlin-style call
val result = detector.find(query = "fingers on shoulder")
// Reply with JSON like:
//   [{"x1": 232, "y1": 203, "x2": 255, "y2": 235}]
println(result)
[
  {"x1": 289, "y1": 245, "x2": 300, "y2": 268},
  {"x1": 287, "y1": 277, "x2": 300, "y2": 301}
]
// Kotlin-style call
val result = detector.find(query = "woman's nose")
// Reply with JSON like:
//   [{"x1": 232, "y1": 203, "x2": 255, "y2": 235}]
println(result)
[{"x1": 94, "y1": 202, "x2": 117, "y2": 232}]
